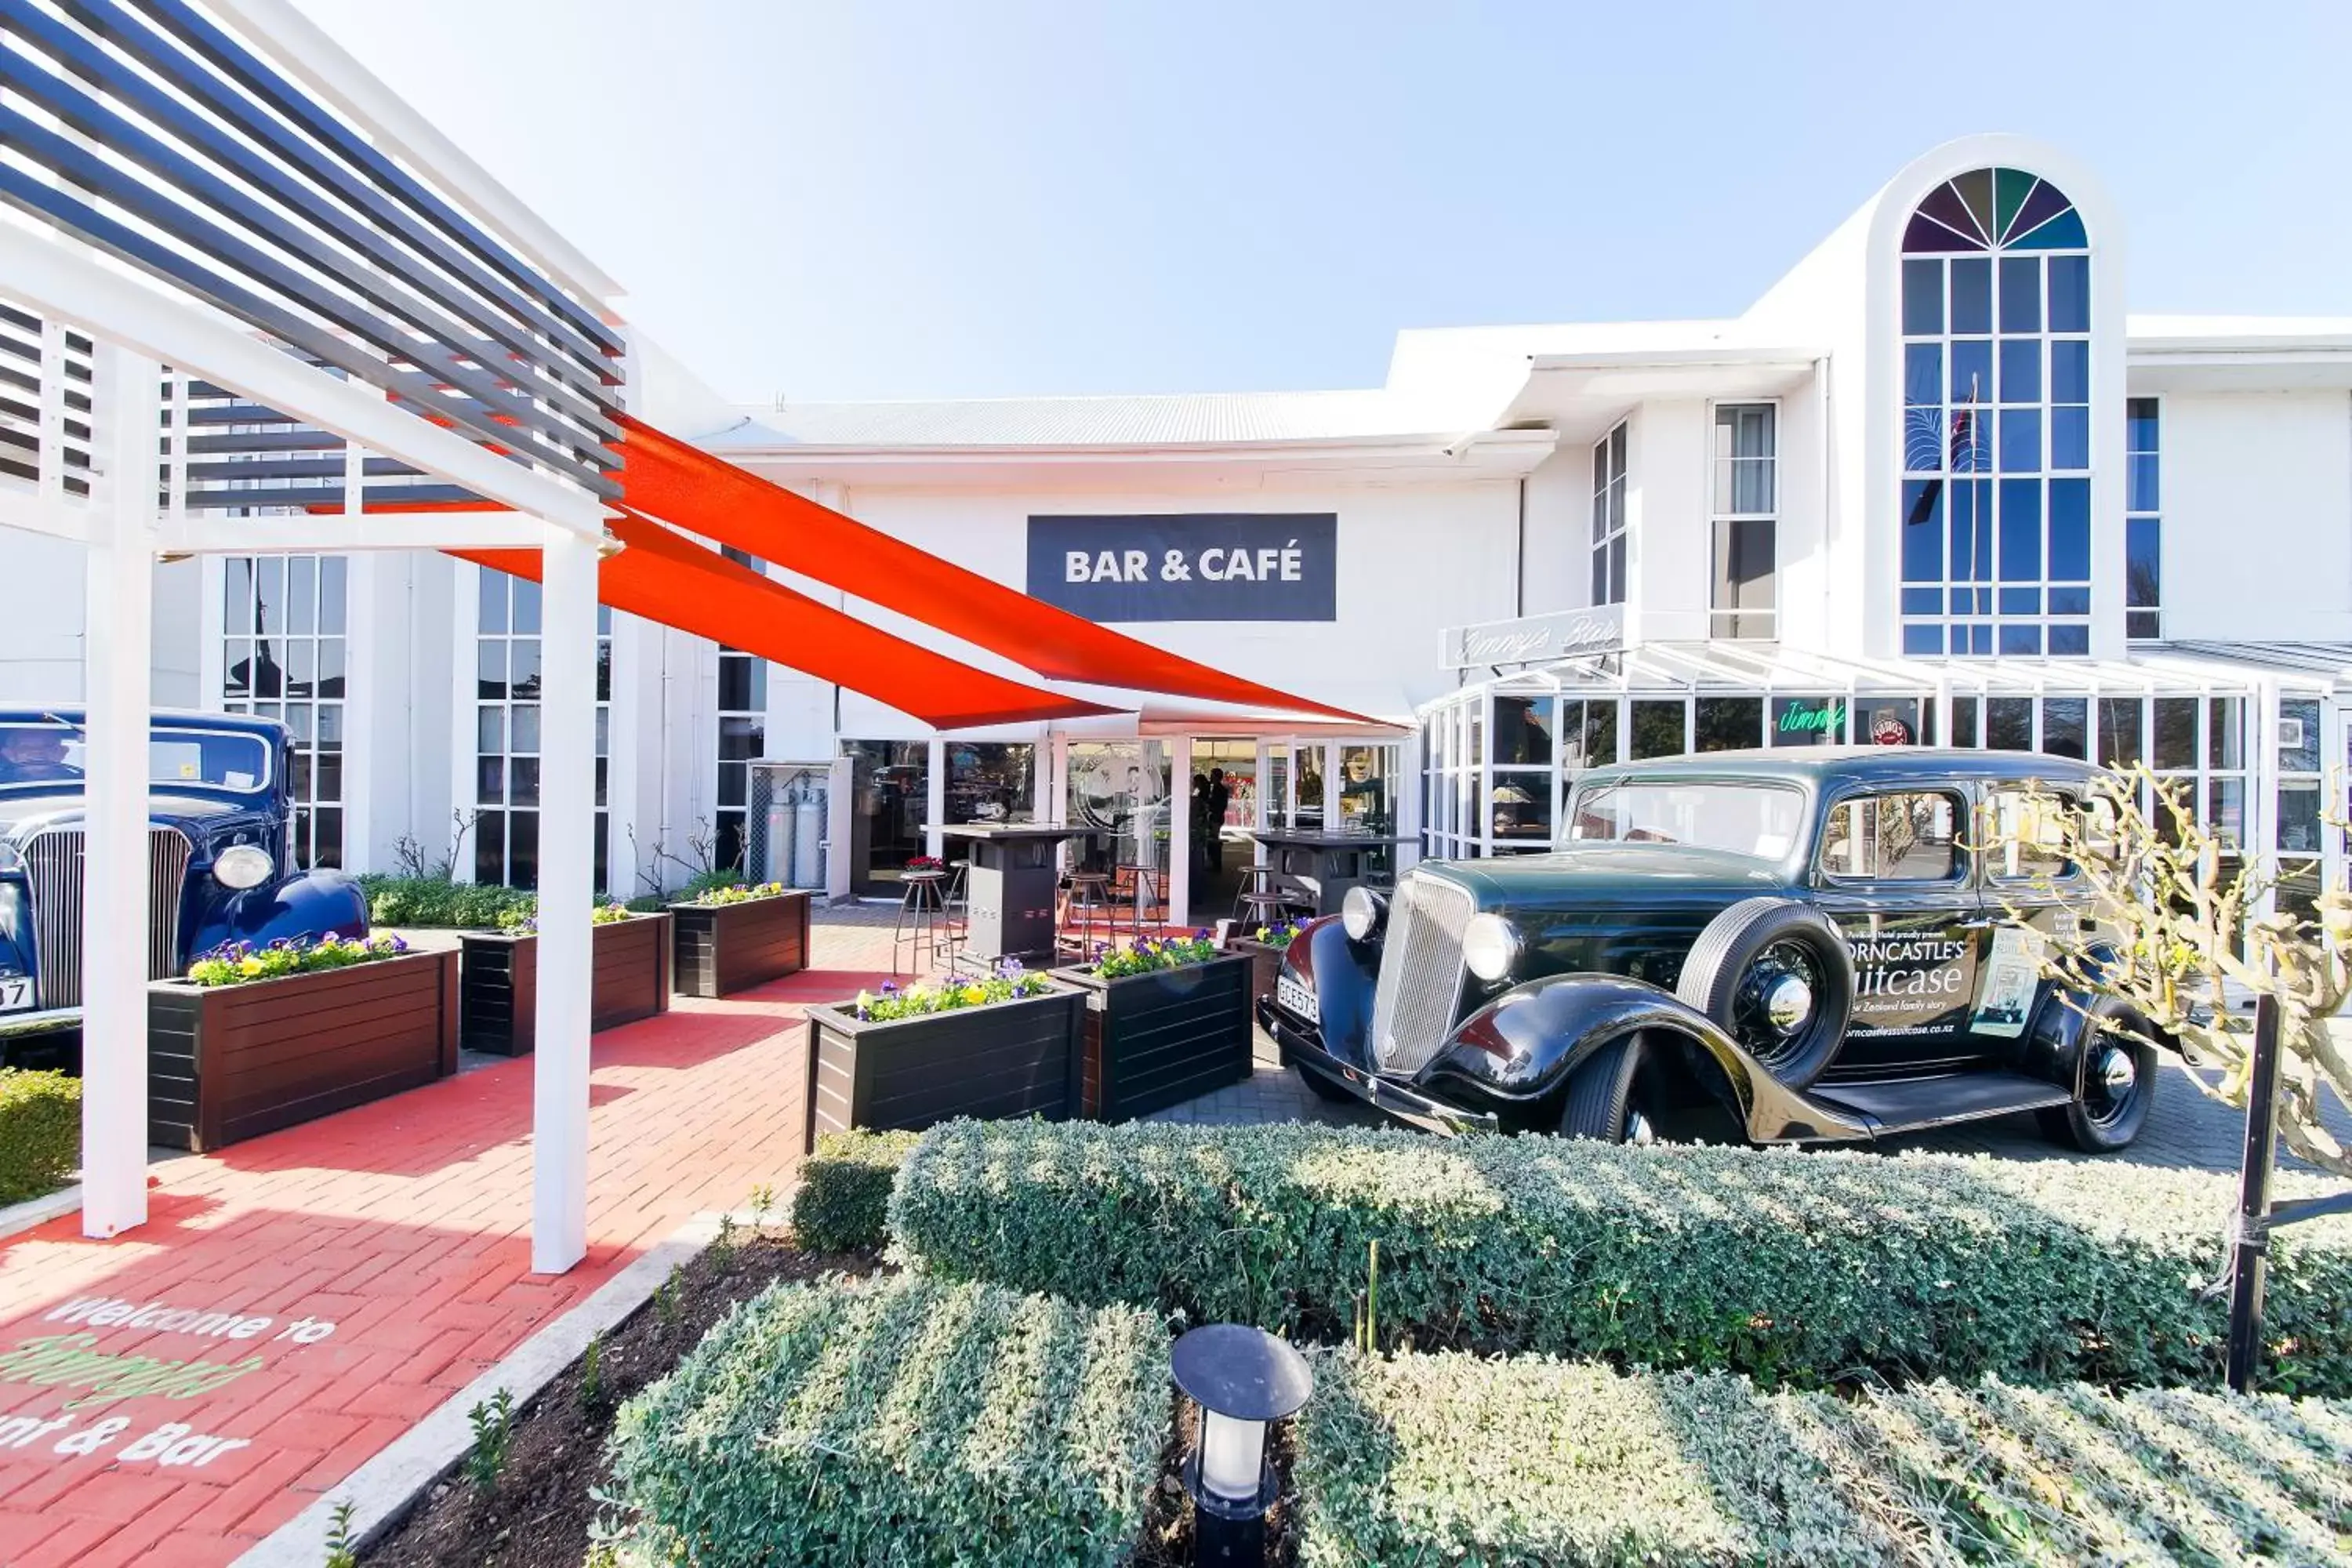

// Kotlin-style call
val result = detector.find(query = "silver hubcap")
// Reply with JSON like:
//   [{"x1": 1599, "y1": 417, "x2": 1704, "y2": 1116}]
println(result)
[
  {"x1": 1763, "y1": 974, "x2": 1814, "y2": 1033},
  {"x1": 1624, "y1": 1109, "x2": 1657, "y2": 1146},
  {"x1": 2096, "y1": 1044, "x2": 2137, "y2": 1096}
]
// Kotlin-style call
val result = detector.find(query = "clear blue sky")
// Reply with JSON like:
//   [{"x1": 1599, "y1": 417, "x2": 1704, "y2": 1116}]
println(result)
[{"x1": 296, "y1": 0, "x2": 2350, "y2": 405}]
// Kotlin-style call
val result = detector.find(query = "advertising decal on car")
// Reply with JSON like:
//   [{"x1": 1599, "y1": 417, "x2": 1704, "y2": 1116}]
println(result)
[
  {"x1": 1843, "y1": 934, "x2": 1979, "y2": 1035},
  {"x1": 1971, "y1": 926, "x2": 2045, "y2": 1038}
]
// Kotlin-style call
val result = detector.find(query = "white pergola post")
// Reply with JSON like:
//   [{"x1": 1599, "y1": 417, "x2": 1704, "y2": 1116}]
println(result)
[
  {"x1": 531, "y1": 525, "x2": 601, "y2": 1274},
  {"x1": 81, "y1": 347, "x2": 159, "y2": 1239},
  {"x1": 1167, "y1": 735, "x2": 1193, "y2": 929}
]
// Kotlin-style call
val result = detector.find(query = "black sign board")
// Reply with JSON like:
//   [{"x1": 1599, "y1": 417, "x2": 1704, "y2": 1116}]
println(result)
[{"x1": 1025, "y1": 514, "x2": 1338, "y2": 623}]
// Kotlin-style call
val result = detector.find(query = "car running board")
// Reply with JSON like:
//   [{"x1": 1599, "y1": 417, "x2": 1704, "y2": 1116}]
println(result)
[{"x1": 1810, "y1": 1072, "x2": 2075, "y2": 1138}]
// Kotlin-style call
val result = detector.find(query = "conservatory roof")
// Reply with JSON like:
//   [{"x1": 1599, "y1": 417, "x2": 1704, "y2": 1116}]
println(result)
[{"x1": 1431, "y1": 641, "x2": 2352, "y2": 712}]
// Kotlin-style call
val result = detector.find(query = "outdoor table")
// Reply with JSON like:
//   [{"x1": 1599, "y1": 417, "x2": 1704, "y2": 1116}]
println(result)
[
  {"x1": 1247, "y1": 829, "x2": 1414, "y2": 918},
  {"x1": 933, "y1": 824, "x2": 1086, "y2": 962}
]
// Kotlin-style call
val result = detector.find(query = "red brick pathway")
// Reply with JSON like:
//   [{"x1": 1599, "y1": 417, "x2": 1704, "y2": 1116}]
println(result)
[{"x1": 0, "y1": 919, "x2": 913, "y2": 1567}]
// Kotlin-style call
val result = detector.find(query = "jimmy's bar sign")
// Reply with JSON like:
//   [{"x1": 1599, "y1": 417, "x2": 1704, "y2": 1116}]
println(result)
[
  {"x1": 1441, "y1": 606, "x2": 1626, "y2": 669},
  {"x1": 1025, "y1": 514, "x2": 1338, "y2": 622}
]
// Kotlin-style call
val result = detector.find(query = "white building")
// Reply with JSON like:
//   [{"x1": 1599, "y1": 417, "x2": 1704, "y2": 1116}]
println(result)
[{"x1": 5, "y1": 132, "x2": 2349, "y2": 923}]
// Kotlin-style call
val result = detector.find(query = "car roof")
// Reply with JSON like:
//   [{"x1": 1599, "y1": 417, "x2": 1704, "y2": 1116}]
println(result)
[
  {"x1": 0, "y1": 708, "x2": 290, "y2": 740},
  {"x1": 1576, "y1": 746, "x2": 2102, "y2": 793}
]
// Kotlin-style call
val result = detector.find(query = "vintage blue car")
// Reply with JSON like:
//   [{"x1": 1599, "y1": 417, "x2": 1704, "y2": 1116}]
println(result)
[
  {"x1": 1260, "y1": 748, "x2": 2165, "y2": 1154},
  {"x1": 0, "y1": 710, "x2": 368, "y2": 1054}
]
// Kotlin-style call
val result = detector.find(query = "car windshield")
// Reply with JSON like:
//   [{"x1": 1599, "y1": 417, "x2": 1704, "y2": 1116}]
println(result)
[
  {"x1": 1568, "y1": 779, "x2": 1805, "y2": 860},
  {"x1": 0, "y1": 724, "x2": 271, "y2": 793}
]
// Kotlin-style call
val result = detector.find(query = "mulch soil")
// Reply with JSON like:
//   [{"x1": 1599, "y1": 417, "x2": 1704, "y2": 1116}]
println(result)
[{"x1": 365, "y1": 1232, "x2": 876, "y2": 1566}]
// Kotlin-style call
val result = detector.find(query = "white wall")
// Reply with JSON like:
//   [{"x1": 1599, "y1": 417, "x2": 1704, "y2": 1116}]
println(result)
[
  {"x1": 1518, "y1": 442, "x2": 1592, "y2": 617},
  {"x1": 0, "y1": 536, "x2": 203, "y2": 706},
  {"x1": 2159, "y1": 390, "x2": 2352, "y2": 643},
  {"x1": 1624, "y1": 401, "x2": 1709, "y2": 644}
]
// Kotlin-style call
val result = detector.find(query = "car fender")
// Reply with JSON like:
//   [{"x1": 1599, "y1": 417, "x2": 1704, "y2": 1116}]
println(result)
[
  {"x1": 187, "y1": 869, "x2": 371, "y2": 958},
  {"x1": 1418, "y1": 971, "x2": 1873, "y2": 1143},
  {"x1": 2019, "y1": 941, "x2": 2152, "y2": 1096},
  {"x1": 1279, "y1": 914, "x2": 1377, "y2": 1067}
]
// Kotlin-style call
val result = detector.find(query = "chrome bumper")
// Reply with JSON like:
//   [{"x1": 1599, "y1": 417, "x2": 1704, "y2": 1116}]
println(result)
[
  {"x1": 0, "y1": 1004, "x2": 81, "y2": 1040},
  {"x1": 1256, "y1": 996, "x2": 1499, "y2": 1135}
]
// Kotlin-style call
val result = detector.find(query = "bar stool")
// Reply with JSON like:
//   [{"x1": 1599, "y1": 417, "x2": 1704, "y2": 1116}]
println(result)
[
  {"x1": 1232, "y1": 862, "x2": 1309, "y2": 928},
  {"x1": 935, "y1": 859, "x2": 973, "y2": 974},
  {"x1": 895, "y1": 868, "x2": 949, "y2": 978},
  {"x1": 1061, "y1": 868, "x2": 1114, "y2": 957},
  {"x1": 1112, "y1": 861, "x2": 1162, "y2": 935}
]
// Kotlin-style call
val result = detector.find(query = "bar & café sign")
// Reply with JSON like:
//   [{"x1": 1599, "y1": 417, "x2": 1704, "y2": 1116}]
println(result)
[{"x1": 1025, "y1": 513, "x2": 1338, "y2": 622}]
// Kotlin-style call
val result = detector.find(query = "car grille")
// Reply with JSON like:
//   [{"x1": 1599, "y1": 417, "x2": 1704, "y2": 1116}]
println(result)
[
  {"x1": 1368, "y1": 872, "x2": 1473, "y2": 1074},
  {"x1": 25, "y1": 827, "x2": 193, "y2": 1009}
]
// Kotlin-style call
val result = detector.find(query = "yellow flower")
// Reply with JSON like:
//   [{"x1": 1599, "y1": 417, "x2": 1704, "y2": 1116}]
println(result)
[
  {"x1": 961, "y1": 985, "x2": 988, "y2": 1007},
  {"x1": 240, "y1": 956, "x2": 264, "y2": 976}
]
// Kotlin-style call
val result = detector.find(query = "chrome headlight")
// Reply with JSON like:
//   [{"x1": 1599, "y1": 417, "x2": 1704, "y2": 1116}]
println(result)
[
  {"x1": 1461, "y1": 913, "x2": 1521, "y2": 982},
  {"x1": 0, "y1": 840, "x2": 20, "y2": 875},
  {"x1": 212, "y1": 844, "x2": 275, "y2": 891},
  {"x1": 1341, "y1": 885, "x2": 1386, "y2": 942}
]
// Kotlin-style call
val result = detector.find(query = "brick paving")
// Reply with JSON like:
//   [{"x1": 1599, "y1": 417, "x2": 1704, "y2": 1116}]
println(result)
[{"x1": 0, "y1": 913, "x2": 914, "y2": 1568}]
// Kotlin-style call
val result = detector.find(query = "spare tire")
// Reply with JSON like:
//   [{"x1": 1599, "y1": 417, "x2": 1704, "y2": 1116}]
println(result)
[{"x1": 1675, "y1": 897, "x2": 1853, "y2": 1091}]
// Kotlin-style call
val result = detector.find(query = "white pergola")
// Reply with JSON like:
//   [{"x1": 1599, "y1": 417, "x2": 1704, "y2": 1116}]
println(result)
[{"x1": 0, "y1": 0, "x2": 625, "y2": 1272}]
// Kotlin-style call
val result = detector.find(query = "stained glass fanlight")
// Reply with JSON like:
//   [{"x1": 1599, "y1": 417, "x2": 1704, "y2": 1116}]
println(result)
[{"x1": 1902, "y1": 167, "x2": 2085, "y2": 253}]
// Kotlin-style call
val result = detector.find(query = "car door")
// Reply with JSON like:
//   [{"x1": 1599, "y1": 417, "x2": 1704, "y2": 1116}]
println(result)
[
  {"x1": 1969, "y1": 781, "x2": 2096, "y2": 1051},
  {"x1": 1806, "y1": 784, "x2": 1991, "y2": 1076}
]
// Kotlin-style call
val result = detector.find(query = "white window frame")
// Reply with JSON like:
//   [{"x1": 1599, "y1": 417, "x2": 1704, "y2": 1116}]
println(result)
[
  {"x1": 1708, "y1": 399, "x2": 1779, "y2": 641},
  {"x1": 1590, "y1": 420, "x2": 1629, "y2": 608},
  {"x1": 2125, "y1": 393, "x2": 2162, "y2": 642}
]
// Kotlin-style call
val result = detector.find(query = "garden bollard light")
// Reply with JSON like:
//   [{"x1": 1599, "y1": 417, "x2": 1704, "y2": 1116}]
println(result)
[{"x1": 1171, "y1": 1323, "x2": 1312, "y2": 1567}]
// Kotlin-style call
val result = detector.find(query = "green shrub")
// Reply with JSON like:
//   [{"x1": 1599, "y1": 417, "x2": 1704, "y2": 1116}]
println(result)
[
  {"x1": 891, "y1": 1120, "x2": 2352, "y2": 1393},
  {"x1": 0, "y1": 1069, "x2": 80, "y2": 1203},
  {"x1": 790, "y1": 1129, "x2": 920, "y2": 1252},
  {"x1": 1294, "y1": 1348, "x2": 2352, "y2": 1566},
  {"x1": 608, "y1": 1276, "x2": 1168, "y2": 1566},
  {"x1": 356, "y1": 874, "x2": 535, "y2": 930}
]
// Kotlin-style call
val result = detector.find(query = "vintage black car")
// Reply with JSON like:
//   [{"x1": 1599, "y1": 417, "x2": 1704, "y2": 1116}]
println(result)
[
  {"x1": 0, "y1": 710, "x2": 368, "y2": 1057},
  {"x1": 1258, "y1": 748, "x2": 2162, "y2": 1152}
]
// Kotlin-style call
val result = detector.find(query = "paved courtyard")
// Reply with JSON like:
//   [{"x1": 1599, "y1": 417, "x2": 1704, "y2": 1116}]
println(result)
[{"x1": 0, "y1": 902, "x2": 2329, "y2": 1566}]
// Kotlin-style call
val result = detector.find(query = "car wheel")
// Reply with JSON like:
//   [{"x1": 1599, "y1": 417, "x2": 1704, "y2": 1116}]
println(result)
[
  {"x1": 2038, "y1": 999, "x2": 2159, "y2": 1152},
  {"x1": 1559, "y1": 1036, "x2": 1657, "y2": 1144},
  {"x1": 1675, "y1": 898, "x2": 1853, "y2": 1091}
]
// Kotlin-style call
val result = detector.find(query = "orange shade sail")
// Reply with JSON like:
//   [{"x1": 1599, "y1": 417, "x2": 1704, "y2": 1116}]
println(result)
[
  {"x1": 613, "y1": 415, "x2": 1375, "y2": 726},
  {"x1": 452, "y1": 513, "x2": 1120, "y2": 731}
]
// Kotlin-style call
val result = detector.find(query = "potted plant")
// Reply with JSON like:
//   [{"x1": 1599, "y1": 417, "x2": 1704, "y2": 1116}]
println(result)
[
  {"x1": 459, "y1": 902, "x2": 673, "y2": 1055},
  {"x1": 148, "y1": 933, "x2": 459, "y2": 1152},
  {"x1": 1224, "y1": 917, "x2": 1303, "y2": 1009},
  {"x1": 1055, "y1": 932, "x2": 1254, "y2": 1121},
  {"x1": 803, "y1": 961, "x2": 1084, "y2": 1151},
  {"x1": 668, "y1": 880, "x2": 812, "y2": 998}
]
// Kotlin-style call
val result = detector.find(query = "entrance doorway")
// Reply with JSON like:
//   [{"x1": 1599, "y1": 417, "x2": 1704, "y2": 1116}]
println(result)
[
  {"x1": 1185, "y1": 739, "x2": 1258, "y2": 925},
  {"x1": 842, "y1": 739, "x2": 927, "y2": 896}
]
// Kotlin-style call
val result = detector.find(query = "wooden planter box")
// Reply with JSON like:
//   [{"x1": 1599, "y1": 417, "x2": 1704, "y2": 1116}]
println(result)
[
  {"x1": 669, "y1": 890, "x2": 812, "y2": 998},
  {"x1": 147, "y1": 948, "x2": 460, "y2": 1152},
  {"x1": 1056, "y1": 953, "x2": 1254, "y2": 1122},
  {"x1": 1223, "y1": 936, "x2": 1291, "y2": 1010},
  {"x1": 804, "y1": 984, "x2": 1086, "y2": 1152},
  {"x1": 459, "y1": 913, "x2": 673, "y2": 1055}
]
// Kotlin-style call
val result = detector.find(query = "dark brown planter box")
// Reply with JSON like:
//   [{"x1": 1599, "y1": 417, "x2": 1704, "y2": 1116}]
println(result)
[
  {"x1": 1055, "y1": 953, "x2": 1254, "y2": 1122},
  {"x1": 1223, "y1": 936, "x2": 1292, "y2": 1010},
  {"x1": 459, "y1": 913, "x2": 673, "y2": 1055},
  {"x1": 804, "y1": 983, "x2": 1085, "y2": 1152},
  {"x1": 147, "y1": 948, "x2": 460, "y2": 1152},
  {"x1": 669, "y1": 890, "x2": 812, "y2": 998}
]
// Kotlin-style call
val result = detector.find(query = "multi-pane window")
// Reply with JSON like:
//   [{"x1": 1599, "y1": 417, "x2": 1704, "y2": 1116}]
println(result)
[
  {"x1": 222, "y1": 555, "x2": 347, "y2": 867},
  {"x1": 1898, "y1": 167, "x2": 2092, "y2": 658},
  {"x1": 2126, "y1": 397, "x2": 2161, "y2": 641},
  {"x1": 474, "y1": 569, "x2": 612, "y2": 892},
  {"x1": 1589, "y1": 421, "x2": 1628, "y2": 606},
  {"x1": 1710, "y1": 404, "x2": 1777, "y2": 638},
  {"x1": 715, "y1": 546, "x2": 768, "y2": 875}
]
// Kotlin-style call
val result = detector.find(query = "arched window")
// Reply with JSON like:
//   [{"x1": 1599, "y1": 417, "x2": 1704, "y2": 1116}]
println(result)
[{"x1": 1897, "y1": 169, "x2": 2091, "y2": 658}]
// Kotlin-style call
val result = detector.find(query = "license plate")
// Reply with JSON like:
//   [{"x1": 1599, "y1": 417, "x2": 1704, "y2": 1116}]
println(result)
[
  {"x1": 0, "y1": 977, "x2": 31, "y2": 1013},
  {"x1": 1276, "y1": 972, "x2": 1319, "y2": 1025}
]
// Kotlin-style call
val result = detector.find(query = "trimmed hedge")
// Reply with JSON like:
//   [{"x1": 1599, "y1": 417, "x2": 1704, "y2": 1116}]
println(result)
[
  {"x1": 790, "y1": 1129, "x2": 919, "y2": 1252},
  {"x1": 1295, "y1": 1348, "x2": 2352, "y2": 1566},
  {"x1": 0, "y1": 1069, "x2": 80, "y2": 1203},
  {"x1": 356, "y1": 874, "x2": 535, "y2": 931},
  {"x1": 608, "y1": 1276, "x2": 1168, "y2": 1566},
  {"x1": 890, "y1": 1120, "x2": 2352, "y2": 1393}
]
